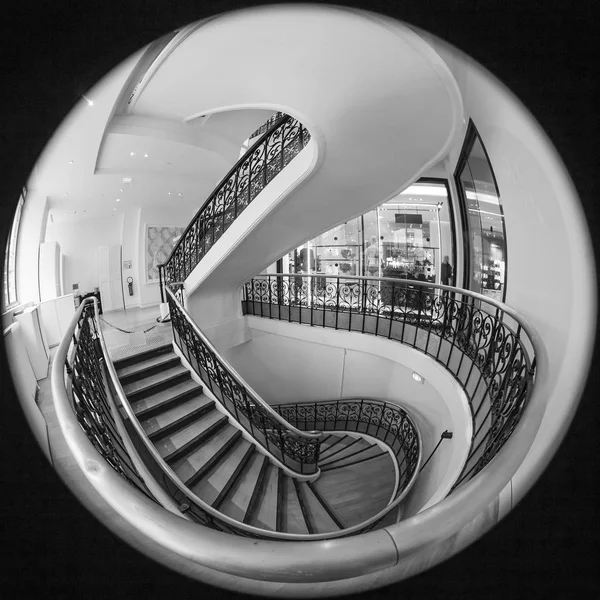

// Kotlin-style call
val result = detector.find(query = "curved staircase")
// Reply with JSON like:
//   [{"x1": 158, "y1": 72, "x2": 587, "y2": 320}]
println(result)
[{"x1": 114, "y1": 343, "x2": 399, "y2": 537}]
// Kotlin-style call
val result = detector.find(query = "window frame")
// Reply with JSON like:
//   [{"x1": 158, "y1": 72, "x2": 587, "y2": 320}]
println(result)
[
  {"x1": 3, "y1": 187, "x2": 26, "y2": 310},
  {"x1": 453, "y1": 120, "x2": 508, "y2": 302}
]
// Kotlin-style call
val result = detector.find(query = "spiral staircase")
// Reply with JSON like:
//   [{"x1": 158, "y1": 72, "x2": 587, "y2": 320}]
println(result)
[{"x1": 47, "y1": 5, "x2": 561, "y2": 597}]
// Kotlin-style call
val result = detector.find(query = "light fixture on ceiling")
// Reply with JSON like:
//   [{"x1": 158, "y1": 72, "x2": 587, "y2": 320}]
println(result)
[
  {"x1": 168, "y1": 192, "x2": 171, "y2": 195},
  {"x1": 178, "y1": 193, "x2": 182, "y2": 197},
  {"x1": 144, "y1": 153, "x2": 149, "y2": 158},
  {"x1": 120, "y1": 188, "x2": 124, "y2": 192},
  {"x1": 122, "y1": 178, "x2": 132, "y2": 184},
  {"x1": 64, "y1": 193, "x2": 68, "y2": 196},
  {"x1": 116, "y1": 198, "x2": 120, "y2": 202},
  {"x1": 82, "y1": 94, "x2": 94, "y2": 107},
  {"x1": 69, "y1": 160, "x2": 74, "y2": 165},
  {"x1": 130, "y1": 152, "x2": 135, "y2": 156}
]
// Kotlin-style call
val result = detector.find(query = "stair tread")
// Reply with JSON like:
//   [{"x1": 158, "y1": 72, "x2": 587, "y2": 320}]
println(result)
[
  {"x1": 190, "y1": 439, "x2": 253, "y2": 505},
  {"x1": 131, "y1": 379, "x2": 201, "y2": 414},
  {"x1": 153, "y1": 409, "x2": 224, "y2": 459},
  {"x1": 250, "y1": 464, "x2": 279, "y2": 531},
  {"x1": 123, "y1": 364, "x2": 190, "y2": 395},
  {"x1": 319, "y1": 435, "x2": 361, "y2": 460},
  {"x1": 321, "y1": 443, "x2": 384, "y2": 470},
  {"x1": 117, "y1": 352, "x2": 179, "y2": 379},
  {"x1": 299, "y1": 482, "x2": 341, "y2": 534},
  {"x1": 319, "y1": 438, "x2": 373, "y2": 466},
  {"x1": 140, "y1": 395, "x2": 213, "y2": 436},
  {"x1": 282, "y1": 477, "x2": 309, "y2": 535},
  {"x1": 219, "y1": 453, "x2": 266, "y2": 522},
  {"x1": 172, "y1": 425, "x2": 239, "y2": 482},
  {"x1": 112, "y1": 343, "x2": 173, "y2": 369}
]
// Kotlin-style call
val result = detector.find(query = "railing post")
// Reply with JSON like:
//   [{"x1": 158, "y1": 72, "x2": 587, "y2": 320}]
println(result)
[{"x1": 158, "y1": 265, "x2": 165, "y2": 304}]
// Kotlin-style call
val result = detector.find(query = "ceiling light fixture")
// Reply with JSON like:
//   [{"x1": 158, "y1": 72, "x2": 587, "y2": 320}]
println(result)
[
  {"x1": 412, "y1": 372, "x2": 425, "y2": 384},
  {"x1": 82, "y1": 94, "x2": 94, "y2": 107},
  {"x1": 130, "y1": 152, "x2": 135, "y2": 156},
  {"x1": 120, "y1": 188, "x2": 124, "y2": 192},
  {"x1": 144, "y1": 153, "x2": 149, "y2": 158},
  {"x1": 116, "y1": 198, "x2": 120, "y2": 202},
  {"x1": 69, "y1": 160, "x2": 74, "y2": 164}
]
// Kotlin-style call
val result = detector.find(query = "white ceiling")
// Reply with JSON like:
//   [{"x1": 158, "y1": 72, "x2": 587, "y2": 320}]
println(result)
[{"x1": 28, "y1": 34, "x2": 276, "y2": 225}]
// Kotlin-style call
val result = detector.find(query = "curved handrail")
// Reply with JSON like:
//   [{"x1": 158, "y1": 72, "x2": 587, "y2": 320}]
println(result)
[
  {"x1": 244, "y1": 273, "x2": 536, "y2": 491},
  {"x1": 49, "y1": 282, "x2": 546, "y2": 580},
  {"x1": 164, "y1": 283, "x2": 323, "y2": 477},
  {"x1": 273, "y1": 397, "x2": 423, "y2": 536},
  {"x1": 159, "y1": 114, "x2": 311, "y2": 292},
  {"x1": 52, "y1": 295, "x2": 419, "y2": 540}
]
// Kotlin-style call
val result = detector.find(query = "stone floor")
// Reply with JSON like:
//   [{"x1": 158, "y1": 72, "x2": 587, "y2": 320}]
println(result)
[{"x1": 98, "y1": 305, "x2": 173, "y2": 359}]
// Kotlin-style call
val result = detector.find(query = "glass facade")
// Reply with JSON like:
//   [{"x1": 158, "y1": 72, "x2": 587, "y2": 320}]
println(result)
[
  {"x1": 455, "y1": 121, "x2": 507, "y2": 302},
  {"x1": 266, "y1": 179, "x2": 456, "y2": 288}
]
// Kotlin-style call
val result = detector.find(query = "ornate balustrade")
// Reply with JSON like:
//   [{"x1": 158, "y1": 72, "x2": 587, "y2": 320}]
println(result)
[
  {"x1": 243, "y1": 273, "x2": 537, "y2": 491},
  {"x1": 159, "y1": 114, "x2": 311, "y2": 295},
  {"x1": 165, "y1": 283, "x2": 323, "y2": 476},
  {"x1": 273, "y1": 398, "x2": 422, "y2": 533}
]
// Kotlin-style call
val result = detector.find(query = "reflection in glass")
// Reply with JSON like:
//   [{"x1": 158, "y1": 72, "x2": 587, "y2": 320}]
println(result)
[{"x1": 456, "y1": 128, "x2": 507, "y2": 302}]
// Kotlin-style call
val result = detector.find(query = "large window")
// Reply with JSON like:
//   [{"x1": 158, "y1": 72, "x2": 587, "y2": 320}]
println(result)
[
  {"x1": 2, "y1": 189, "x2": 25, "y2": 309},
  {"x1": 265, "y1": 178, "x2": 457, "y2": 287},
  {"x1": 454, "y1": 121, "x2": 507, "y2": 302}
]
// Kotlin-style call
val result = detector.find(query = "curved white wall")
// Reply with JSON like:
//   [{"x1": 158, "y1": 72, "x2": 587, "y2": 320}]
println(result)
[{"x1": 221, "y1": 316, "x2": 472, "y2": 516}]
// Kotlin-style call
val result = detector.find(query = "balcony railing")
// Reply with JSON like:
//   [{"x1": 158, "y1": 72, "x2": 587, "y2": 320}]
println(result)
[
  {"x1": 165, "y1": 283, "x2": 323, "y2": 476},
  {"x1": 242, "y1": 273, "x2": 537, "y2": 491},
  {"x1": 273, "y1": 398, "x2": 422, "y2": 534},
  {"x1": 159, "y1": 114, "x2": 311, "y2": 295}
]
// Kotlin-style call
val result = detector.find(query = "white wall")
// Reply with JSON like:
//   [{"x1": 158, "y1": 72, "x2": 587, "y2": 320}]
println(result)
[
  {"x1": 413, "y1": 30, "x2": 597, "y2": 509},
  {"x1": 221, "y1": 316, "x2": 472, "y2": 515},
  {"x1": 45, "y1": 214, "x2": 124, "y2": 297},
  {"x1": 16, "y1": 190, "x2": 48, "y2": 304}
]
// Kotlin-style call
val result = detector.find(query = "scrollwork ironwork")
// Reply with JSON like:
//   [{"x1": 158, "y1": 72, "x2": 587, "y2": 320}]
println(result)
[{"x1": 243, "y1": 274, "x2": 536, "y2": 493}]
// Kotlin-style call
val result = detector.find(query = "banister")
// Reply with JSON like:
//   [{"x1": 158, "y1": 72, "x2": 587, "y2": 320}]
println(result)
[
  {"x1": 251, "y1": 272, "x2": 536, "y2": 341},
  {"x1": 49, "y1": 288, "x2": 547, "y2": 580},
  {"x1": 164, "y1": 283, "x2": 322, "y2": 442},
  {"x1": 161, "y1": 113, "x2": 290, "y2": 270}
]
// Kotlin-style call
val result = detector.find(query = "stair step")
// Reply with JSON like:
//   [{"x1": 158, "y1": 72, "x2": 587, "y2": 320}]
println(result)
[
  {"x1": 319, "y1": 435, "x2": 360, "y2": 461},
  {"x1": 112, "y1": 343, "x2": 173, "y2": 370},
  {"x1": 191, "y1": 439, "x2": 254, "y2": 506},
  {"x1": 132, "y1": 379, "x2": 203, "y2": 420},
  {"x1": 172, "y1": 425, "x2": 240, "y2": 484},
  {"x1": 139, "y1": 395, "x2": 213, "y2": 437},
  {"x1": 306, "y1": 480, "x2": 347, "y2": 530},
  {"x1": 281, "y1": 476, "x2": 309, "y2": 534},
  {"x1": 222, "y1": 453, "x2": 267, "y2": 523},
  {"x1": 319, "y1": 438, "x2": 373, "y2": 466},
  {"x1": 320, "y1": 448, "x2": 387, "y2": 472},
  {"x1": 159, "y1": 411, "x2": 228, "y2": 464},
  {"x1": 146, "y1": 398, "x2": 216, "y2": 442},
  {"x1": 123, "y1": 365, "x2": 191, "y2": 401},
  {"x1": 249, "y1": 463, "x2": 279, "y2": 531},
  {"x1": 117, "y1": 353, "x2": 181, "y2": 385},
  {"x1": 297, "y1": 482, "x2": 341, "y2": 534}
]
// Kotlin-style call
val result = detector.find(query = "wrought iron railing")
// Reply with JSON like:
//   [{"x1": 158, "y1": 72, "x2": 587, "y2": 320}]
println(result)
[
  {"x1": 159, "y1": 114, "x2": 311, "y2": 296},
  {"x1": 248, "y1": 111, "x2": 287, "y2": 139},
  {"x1": 242, "y1": 273, "x2": 537, "y2": 492},
  {"x1": 273, "y1": 398, "x2": 422, "y2": 533},
  {"x1": 165, "y1": 283, "x2": 323, "y2": 476},
  {"x1": 60, "y1": 299, "x2": 157, "y2": 502}
]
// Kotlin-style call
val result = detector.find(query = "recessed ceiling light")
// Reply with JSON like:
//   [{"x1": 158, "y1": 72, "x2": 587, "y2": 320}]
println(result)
[
  {"x1": 64, "y1": 193, "x2": 68, "y2": 196},
  {"x1": 69, "y1": 160, "x2": 74, "y2": 164},
  {"x1": 116, "y1": 198, "x2": 120, "y2": 202},
  {"x1": 82, "y1": 94, "x2": 94, "y2": 106},
  {"x1": 120, "y1": 188, "x2": 124, "y2": 192},
  {"x1": 144, "y1": 153, "x2": 149, "y2": 158},
  {"x1": 168, "y1": 192, "x2": 171, "y2": 195},
  {"x1": 178, "y1": 193, "x2": 182, "y2": 197},
  {"x1": 113, "y1": 208, "x2": 117, "y2": 211},
  {"x1": 130, "y1": 152, "x2": 135, "y2": 156}
]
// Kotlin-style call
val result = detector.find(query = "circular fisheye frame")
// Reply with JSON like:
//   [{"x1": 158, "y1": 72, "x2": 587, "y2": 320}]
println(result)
[{"x1": 2, "y1": 4, "x2": 595, "y2": 597}]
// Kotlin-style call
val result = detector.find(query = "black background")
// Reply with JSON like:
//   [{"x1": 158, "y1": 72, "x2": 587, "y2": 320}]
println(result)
[{"x1": 1, "y1": 1, "x2": 598, "y2": 598}]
